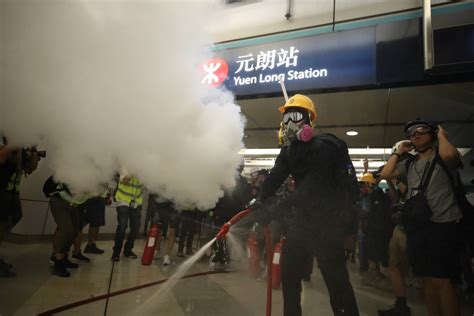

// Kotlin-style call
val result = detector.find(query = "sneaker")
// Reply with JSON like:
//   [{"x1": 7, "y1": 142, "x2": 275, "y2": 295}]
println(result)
[
  {"x1": 123, "y1": 250, "x2": 138, "y2": 259},
  {"x1": 208, "y1": 261, "x2": 217, "y2": 271},
  {"x1": 177, "y1": 251, "x2": 184, "y2": 258},
  {"x1": 53, "y1": 260, "x2": 71, "y2": 278},
  {"x1": 84, "y1": 243, "x2": 105, "y2": 254},
  {"x1": 64, "y1": 257, "x2": 79, "y2": 269},
  {"x1": 185, "y1": 249, "x2": 194, "y2": 256},
  {"x1": 111, "y1": 252, "x2": 120, "y2": 262},
  {"x1": 163, "y1": 255, "x2": 171, "y2": 266},
  {"x1": 378, "y1": 305, "x2": 411, "y2": 316},
  {"x1": 49, "y1": 254, "x2": 56, "y2": 265},
  {"x1": 72, "y1": 251, "x2": 90, "y2": 263}
]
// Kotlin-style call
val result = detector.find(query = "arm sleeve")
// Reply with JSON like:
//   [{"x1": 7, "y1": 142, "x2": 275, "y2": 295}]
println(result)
[{"x1": 258, "y1": 147, "x2": 291, "y2": 202}]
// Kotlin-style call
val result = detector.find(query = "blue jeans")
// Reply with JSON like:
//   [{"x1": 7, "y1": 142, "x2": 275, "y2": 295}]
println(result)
[{"x1": 113, "y1": 205, "x2": 141, "y2": 253}]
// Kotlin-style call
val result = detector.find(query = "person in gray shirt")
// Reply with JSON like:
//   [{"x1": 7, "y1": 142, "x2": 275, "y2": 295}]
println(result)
[{"x1": 380, "y1": 119, "x2": 462, "y2": 316}]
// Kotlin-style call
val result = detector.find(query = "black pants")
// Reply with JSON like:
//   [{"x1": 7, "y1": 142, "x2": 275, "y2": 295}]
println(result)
[
  {"x1": 113, "y1": 205, "x2": 141, "y2": 253},
  {"x1": 281, "y1": 222, "x2": 359, "y2": 316},
  {"x1": 178, "y1": 211, "x2": 197, "y2": 253}
]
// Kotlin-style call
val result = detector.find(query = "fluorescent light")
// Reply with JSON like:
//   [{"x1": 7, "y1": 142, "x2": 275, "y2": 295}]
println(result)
[{"x1": 346, "y1": 131, "x2": 359, "y2": 136}]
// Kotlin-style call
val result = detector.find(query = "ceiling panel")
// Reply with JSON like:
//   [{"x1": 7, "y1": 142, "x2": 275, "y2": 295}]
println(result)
[{"x1": 238, "y1": 82, "x2": 474, "y2": 149}]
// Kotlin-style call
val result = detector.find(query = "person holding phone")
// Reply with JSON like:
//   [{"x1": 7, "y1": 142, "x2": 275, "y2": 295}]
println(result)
[{"x1": 380, "y1": 119, "x2": 462, "y2": 316}]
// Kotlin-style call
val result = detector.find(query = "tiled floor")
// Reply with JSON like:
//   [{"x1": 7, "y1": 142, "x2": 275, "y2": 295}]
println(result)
[{"x1": 0, "y1": 239, "x2": 473, "y2": 316}]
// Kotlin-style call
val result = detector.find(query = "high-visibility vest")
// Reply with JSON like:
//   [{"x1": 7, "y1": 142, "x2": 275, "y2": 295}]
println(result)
[
  {"x1": 115, "y1": 176, "x2": 143, "y2": 206},
  {"x1": 6, "y1": 170, "x2": 23, "y2": 193}
]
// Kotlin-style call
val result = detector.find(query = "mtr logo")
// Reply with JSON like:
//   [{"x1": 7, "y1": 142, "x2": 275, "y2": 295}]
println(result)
[{"x1": 200, "y1": 58, "x2": 228, "y2": 88}]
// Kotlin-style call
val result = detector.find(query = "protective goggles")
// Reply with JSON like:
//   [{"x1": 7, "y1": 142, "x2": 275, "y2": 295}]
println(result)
[
  {"x1": 282, "y1": 111, "x2": 305, "y2": 124},
  {"x1": 406, "y1": 124, "x2": 432, "y2": 137}
]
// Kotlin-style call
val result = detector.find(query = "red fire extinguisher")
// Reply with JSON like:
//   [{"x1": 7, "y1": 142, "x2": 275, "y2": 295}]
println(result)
[
  {"x1": 271, "y1": 237, "x2": 285, "y2": 289},
  {"x1": 141, "y1": 224, "x2": 161, "y2": 265},
  {"x1": 247, "y1": 227, "x2": 261, "y2": 279}
]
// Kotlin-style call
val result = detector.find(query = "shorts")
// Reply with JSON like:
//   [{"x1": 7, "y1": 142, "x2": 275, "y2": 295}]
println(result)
[
  {"x1": 407, "y1": 221, "x2": 462, "y2": 279},
  {"x1": 84, "y1": 197, "x2": 106, "y2": 227},
  {"x1": 366, "y1": 228, "x2": 391, "y2": 267},
  {"x1": 159, "y1": 209, "x2": 179, "y2": 230},
  {"x1": 389, "y1": 225, "x2": 409, "y2": 275}
]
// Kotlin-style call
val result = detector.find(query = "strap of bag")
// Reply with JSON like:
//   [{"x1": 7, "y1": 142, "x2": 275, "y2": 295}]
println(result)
[
  {"x1": 435, "y1": 149, "x2": 460, "y2": 192},
  {"x1": 419, "y1": 153, "x2": 438, "y2": 193}
]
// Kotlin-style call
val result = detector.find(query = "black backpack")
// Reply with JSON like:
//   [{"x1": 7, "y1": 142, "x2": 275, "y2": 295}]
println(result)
[
  {"x1": 315, "y1": 134, "x2": 360, "y2": 234},
  {"x1": 43, "y1": 176, "x2": 62, "y2": 198}
]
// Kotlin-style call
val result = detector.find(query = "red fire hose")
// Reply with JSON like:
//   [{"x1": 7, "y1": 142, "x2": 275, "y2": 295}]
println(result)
[{"x1": 215, "y1": 208, "x2": 273, "y2": 316}]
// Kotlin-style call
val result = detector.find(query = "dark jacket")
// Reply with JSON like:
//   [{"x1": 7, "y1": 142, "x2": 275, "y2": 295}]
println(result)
[
  {"x1": 258, "y1": 137, "x2": 342, "y2": 226},
  {"x1": 214, "y1": 175, "x2": 251, "y2": 224}
]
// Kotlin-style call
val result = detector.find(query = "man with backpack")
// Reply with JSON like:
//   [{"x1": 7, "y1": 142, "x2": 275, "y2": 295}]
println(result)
[
  {"x1": 380, "y1": 119, "x2": 464, "y2": 316},
  {"x1": 252, "y1": 94, "x2": 359, "y2": 316}
]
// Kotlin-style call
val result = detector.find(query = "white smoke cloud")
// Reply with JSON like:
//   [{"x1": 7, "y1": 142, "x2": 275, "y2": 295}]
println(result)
[{"x1": 1, "y1": 1, "x2": 245, "y2": 210}]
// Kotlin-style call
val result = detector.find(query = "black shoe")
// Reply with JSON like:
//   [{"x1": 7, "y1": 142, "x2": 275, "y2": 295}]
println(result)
[
  {"x1": 0, "y1": 259, "x2": 13, "y2": 270},
  {"x1": 111, "y1": 252, "x2": 120, "y2": 262},
  {"x1": 64, "y1": 257, "x2": 79, "y2": 269},
  {"x1": 123, "y1": 250, "x2": 137, "y2": 259},
  {"x1": 72, "y1": 251, "x2": 90, "y2": 263},
  {"x1": 185, "y1": 249, "x2": 194, "y2": 256},
  {"x1": 177, "y1": 251, "x2": 184, "y2": 258},
  {"x1": 303, "y1": 275, "x2": 311, "y2": 282},
  {"x1": 378, "y1": 305, "x2": 411, "y2": 316},
  {"x1": 53, "y1": 260, "x2": 71, "y2": 278},
  {"x1": 84, "y1": 243, "x2": 105, "y2": 254},
  {"x1": 0, "y1": 264, "x2": 16, "y2": 277}
]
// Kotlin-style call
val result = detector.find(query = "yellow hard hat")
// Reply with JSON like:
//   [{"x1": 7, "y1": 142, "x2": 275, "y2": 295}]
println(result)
[
  {"x1": 279, "y1": 94, "x2": 317, "y2": 121},
  {"x1": 360, "y1": 173, "x2": 376, "y2": 185}
]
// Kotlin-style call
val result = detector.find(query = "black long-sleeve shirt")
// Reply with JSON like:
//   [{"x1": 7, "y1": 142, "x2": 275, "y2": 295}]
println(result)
[{"x1": 258, "y1": 137, "x2": 342, "y2": 224}]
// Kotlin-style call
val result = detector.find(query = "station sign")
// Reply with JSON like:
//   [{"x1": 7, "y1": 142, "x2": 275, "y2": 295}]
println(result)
[{"x1": 200, "y1": 27, "x2": 377, "y2": 96}]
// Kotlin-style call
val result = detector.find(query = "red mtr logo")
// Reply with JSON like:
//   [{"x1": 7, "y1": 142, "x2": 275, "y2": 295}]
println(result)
[{"x1": 200, "y1": 58, "x2": 228, "y2": 88}]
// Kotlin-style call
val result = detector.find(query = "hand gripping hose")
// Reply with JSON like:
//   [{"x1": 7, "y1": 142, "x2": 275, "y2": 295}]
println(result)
[{"x1": 215, "y1": 208, "x2": 273, "y2": 316}]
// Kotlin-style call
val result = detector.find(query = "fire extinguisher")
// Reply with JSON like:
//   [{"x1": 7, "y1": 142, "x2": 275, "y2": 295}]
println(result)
[
  {"x1": 271, "y1": 237, "x2": 285, "y2": 289},
  {"x1": 141, "y1": 223, "x2": 161, "y2": 265},
  {"x1": 247, "y1": 226, "x2": 261, "y2": 279}
]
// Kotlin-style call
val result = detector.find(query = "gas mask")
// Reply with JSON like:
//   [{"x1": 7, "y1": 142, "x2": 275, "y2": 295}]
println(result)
[{"x1": 282, "y1": 120, "x2": 313, "y2": 143}]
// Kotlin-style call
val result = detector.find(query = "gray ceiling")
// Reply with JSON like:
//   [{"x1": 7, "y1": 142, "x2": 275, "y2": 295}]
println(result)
[{"x1": 239, "y1": 81, "x2": 474, "y2": 149}]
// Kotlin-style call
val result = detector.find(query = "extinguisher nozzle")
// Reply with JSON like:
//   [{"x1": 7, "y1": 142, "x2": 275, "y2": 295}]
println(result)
[{"x1": 215, "y1": 222, "x2": 231, "y2": 239}]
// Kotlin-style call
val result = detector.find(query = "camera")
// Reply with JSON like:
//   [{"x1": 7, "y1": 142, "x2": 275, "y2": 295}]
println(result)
[{"x1": 37, "y1": 150, "x2": 46, "y2": 158}]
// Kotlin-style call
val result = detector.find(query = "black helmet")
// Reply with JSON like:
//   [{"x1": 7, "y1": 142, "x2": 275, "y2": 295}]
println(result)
[{"x1": 404, "y1": 118, "x2": 437, "y2": 136}]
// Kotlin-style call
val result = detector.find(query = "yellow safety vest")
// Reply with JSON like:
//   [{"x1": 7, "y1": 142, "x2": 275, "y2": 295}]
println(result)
[
  {"x1": 115, "y1": 176, "x2": 143, "y2": 205},
  {"x1": 6, "y1": 170, "x2": 23, "y2": 193}
]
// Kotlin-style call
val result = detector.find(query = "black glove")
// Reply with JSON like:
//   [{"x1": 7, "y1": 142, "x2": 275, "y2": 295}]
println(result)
[{"x1": 251, "y1": 200, "x2": 272, "y2": 226}]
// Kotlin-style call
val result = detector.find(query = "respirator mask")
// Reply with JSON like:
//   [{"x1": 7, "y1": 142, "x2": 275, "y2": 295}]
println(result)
[{"x1": 282, "y1": 111, "x2": 313, "y2": 143}]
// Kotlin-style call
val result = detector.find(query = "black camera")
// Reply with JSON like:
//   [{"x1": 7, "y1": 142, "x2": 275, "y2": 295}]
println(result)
[{"x1": 390, "y1": 203, "x2": 405, "y2": 225}]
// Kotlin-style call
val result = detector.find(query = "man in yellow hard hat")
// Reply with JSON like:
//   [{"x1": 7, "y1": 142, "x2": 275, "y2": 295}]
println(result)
[{"x1": 252, "y1": 94, "x2": 360, "y2": 316}]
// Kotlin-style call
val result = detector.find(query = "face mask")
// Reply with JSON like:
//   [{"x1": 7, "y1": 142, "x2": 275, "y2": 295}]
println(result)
[{"x1": 283, "y1": 120, "x2": 313, "y2": 143}]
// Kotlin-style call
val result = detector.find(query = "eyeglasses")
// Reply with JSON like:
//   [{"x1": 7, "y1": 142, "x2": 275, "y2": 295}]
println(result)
[
  {"x1": 282, "y1": 111, "x2": 305, "y2": 124},
  {"x1": 406, "y1": 125, "x2": 432, "y2": 137}
]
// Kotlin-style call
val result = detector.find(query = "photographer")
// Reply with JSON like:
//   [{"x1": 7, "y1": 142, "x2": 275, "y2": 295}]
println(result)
[
  {"x1": 0, "y1": 138, "x2": 44, "y2": 277},
  {"x1": 380, "y1": 119, "x2": 462, "y2": 316}
]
